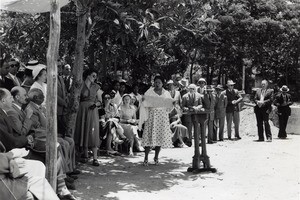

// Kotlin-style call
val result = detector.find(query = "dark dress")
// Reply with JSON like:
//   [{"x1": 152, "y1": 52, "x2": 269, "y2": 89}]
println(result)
[{"x1": 74, "y1": 82, "x2": 100, "y2": 148}]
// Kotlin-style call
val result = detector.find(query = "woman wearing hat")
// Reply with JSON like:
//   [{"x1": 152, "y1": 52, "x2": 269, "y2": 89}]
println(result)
[
  {"x1": 273, "y1": 85, "x2": 293, "y2": 139},
  {"x1": 29, "y1": 63, "x2": 47, "y2": 107}
]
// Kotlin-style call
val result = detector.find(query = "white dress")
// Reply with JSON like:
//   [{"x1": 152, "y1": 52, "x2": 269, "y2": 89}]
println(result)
[{"x1": 141, "y1": 87, "x2": 173, "y2": 148}]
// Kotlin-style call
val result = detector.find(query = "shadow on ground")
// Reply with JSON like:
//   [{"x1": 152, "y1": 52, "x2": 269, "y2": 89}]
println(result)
[{"x1": 72, "y1": 151, "x2": 220, "y2": 200}]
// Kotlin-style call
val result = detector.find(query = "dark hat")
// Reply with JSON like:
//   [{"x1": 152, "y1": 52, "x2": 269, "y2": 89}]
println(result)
[
  {"x1": 280, "y1": 85, "x2": 289, "y2": 92},
  {"x1": 31, "y1": 136, "x2": 46, "y2": 154},
  {"x1": 215, "y1": 84, "x2": 224, "y2": 90}
]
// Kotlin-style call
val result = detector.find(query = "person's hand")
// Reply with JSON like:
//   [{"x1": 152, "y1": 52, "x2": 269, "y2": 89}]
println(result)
[
  {"x1": 25, "y1": 105, "x2": 33, "y2": 118},
  {"x1": 89, "y1": 104, "x2": 96, "y2": 110},
  {"x1": 183, "y1": 107, "x2": 189, "y2": 112},
  {"x1": 14, "y1": 157, "x2": 26, "y2": 168},
  {"x1": 27, "y1": 135, "x2": 34, "y2": 148},
  {"x1": 232, "y1": 100, "x2": 236, "y2": 105},
  {"x1": 10, "y1": 148, "x2": 29, "y2": 158},
  {"x1": 9, "y1": 160, "x2": 21, "y2": 178}
]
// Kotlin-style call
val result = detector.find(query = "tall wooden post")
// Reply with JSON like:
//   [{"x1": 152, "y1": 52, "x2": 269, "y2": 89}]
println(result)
[{"x1": 46, "y1": 0, "x2": 60, "y2": 189}]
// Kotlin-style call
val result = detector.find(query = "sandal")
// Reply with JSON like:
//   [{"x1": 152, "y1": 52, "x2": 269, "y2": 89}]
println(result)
[
  {"x1": 92, "y1": 159, "x2": 100, "y2": 166},
  {"x1": 143, "y1": 160, "x2": 148, "y2": 166}
]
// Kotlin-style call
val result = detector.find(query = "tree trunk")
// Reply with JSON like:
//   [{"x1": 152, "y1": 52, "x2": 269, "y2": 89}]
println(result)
[
  {"x1": 46, "y1": 0, "x2": 60, "y2": 189},
  {"x1": 66, "y1": 2, "x2": 88, "y2": 137}
]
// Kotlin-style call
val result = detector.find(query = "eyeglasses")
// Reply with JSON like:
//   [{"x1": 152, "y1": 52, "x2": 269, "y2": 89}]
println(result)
[{"x1": 10, "y1": 64, "x2": 19, "y2": 68}]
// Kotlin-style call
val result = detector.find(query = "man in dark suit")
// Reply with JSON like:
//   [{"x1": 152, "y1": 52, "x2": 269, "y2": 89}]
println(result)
[
  {"x1": 225, "y1": 80, "x2": 243, "y2": 140},
  {"x1": 0, "y1": 60, "x2": 15, "y2": 91},
  {"x1": 273, "y1": 85, "x2": 293, "y2": 139},
  {"x1": 182, "y1": 84, "x2": 203, "y2": 142},
  {"x1": 0, "y1": 88, "x2": 34, "y2": 151},
  {"x1": 254, "y1": 80, "x2": 273, "y2": 142}
]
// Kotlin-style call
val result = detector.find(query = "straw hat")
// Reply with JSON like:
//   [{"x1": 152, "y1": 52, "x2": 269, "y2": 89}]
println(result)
[
  {"x1": 188, "y1": 84, "x2": 197, "y2": 89},
  {"x1": 25, "y1": 60, "x2": 46, "y2": 70},
  {"x1": 280, "y1": 85, "x2": 289, "y2": 92},
  {"x1": 179, "y1": 78, "x2": 189, "y2": 87}
]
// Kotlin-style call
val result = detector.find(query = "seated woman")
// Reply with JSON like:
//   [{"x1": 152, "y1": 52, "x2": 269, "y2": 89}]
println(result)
[
  {"x1": 119, "y1": 94, "x2": 143, "y2": 155},
  {"x1": 169, "y1": 111, "x2": 190, "y2": 147},
  {"x1": 99, "y1": 92, "x2": 126, "y2": 153}
]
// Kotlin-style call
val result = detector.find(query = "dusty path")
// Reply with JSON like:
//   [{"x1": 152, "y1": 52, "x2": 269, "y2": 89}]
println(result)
[{"x1": 73, "y1": 108, "x2": 300, "y2": 200}]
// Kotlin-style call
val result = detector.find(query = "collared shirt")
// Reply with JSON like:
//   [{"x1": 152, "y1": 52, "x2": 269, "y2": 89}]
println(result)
[
  {"x1": 260, "y1": 89, "x2": 266, "y2": 101},
  {"x1": 12, "y1": 103, "x2": 22, "y2": 111}
]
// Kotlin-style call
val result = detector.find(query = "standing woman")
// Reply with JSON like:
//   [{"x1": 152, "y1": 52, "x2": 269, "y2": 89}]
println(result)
[
  {"x1": 74, "y1": 68, "x2": 102, "y2": 166},
  {"x1": 140, "y1": 75, "x2": 173, "y2": 166}
]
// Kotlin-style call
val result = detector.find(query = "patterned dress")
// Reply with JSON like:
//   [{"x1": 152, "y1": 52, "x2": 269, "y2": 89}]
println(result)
[
  {"x1": 74, "y1": 82, "x2": 100, "y2": 148},
  {"x1": 141, "y1": 88, "x2": 173, "y2": 148}
]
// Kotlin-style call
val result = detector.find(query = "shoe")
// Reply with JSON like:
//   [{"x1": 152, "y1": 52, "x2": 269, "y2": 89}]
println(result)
[
  {"x1": 59, "y1": 193, "x2": 77, "y2": 200},
  {"x1": 236, "y1": 136, "x2": 241, "y2": 140},
  {"x1": 257, "y1": 139, "x2": 264, "y2": 142},
  {"x1": 92, "y1": 159, "x2": 100, "y2": 166},
  {"x1": 65, "y1": 182, "x2": 76, "y2": 190},
  {"x1": 154, "y1": 158, "x2": 159, "y2": 165},
  {"x1": 219, "y1": 139, "x2": 224, "y2": 141},
  {"x1": 143, "y1": 160, "x2": 148, "y2": 166},
  {"x1": 267, "y1": 138, "x2": 272, "y2": 142},
  {"x1": 79, "y1": 157, "x2": 88, "y2": 163},
  {"x1": 67, "y1": 169, "x2": 81, "y2": 176},
  {"x1": 64, "y1": 176, "x2": 74, "y2": 183},
  {"x1": 69, "y1": 175, "x2": 78, "y2": 180}
]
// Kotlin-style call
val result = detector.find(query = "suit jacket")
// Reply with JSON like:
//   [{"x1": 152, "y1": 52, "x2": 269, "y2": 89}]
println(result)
[
  {"x1": 215, "y1": 92, "x2": 227, "y2": 118},
  {"x1": 273, "y1": 92, "x2": 293, "y2": 116},
  {"x1": 57, "y1": 75, "x2": 68, "y2": 116},
  {"x1": 0, "y1": 108, "x2": 28, "y2": 151},
  {"x1": 6, "y1": 73, "x2": 21, "y2": 87},
  {"x1": 182, "y1": 92, "x2": 203, "y2": 113},
  {"x1": 254, "y1": 88, "x2": 273, "y2": 112},
  {"x1": 7, "y1": 103, "x2": 40, "y2": 136},
  {"x1": 226, "y1": 89, "x2": 243, "y2": 113},
  {"x1": 0, "y1": 76, "x2": 15, "y2": 91},
  {"x1": 202, "y1": 93, "x2": 215, "y2": 120},
  {"x1": 28, "y1": 102, "x2": 47, "y2": 129}
]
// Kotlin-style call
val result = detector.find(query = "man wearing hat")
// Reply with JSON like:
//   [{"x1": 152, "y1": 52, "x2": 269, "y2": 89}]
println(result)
[
  {"x1": 273, "y1": 85, "x2": 293, "y2": 139},
  {"x1": 214, "y1": 84, "x2": 227, "y2": 141},
  {"x1": 182, "y1": 84, "x2": 203, "y2": 143},
  {"x1": 225, "y1": 80, "x2": 243, "y2": 140},
  {"x1": 254, "y1": 80, "x2": 273, "y2": 142},
  {"x1": 0, "y1": 58, "x2": 15, "y2": 91},
  {"x1": 197, "y1": 78, "x2": 207, "y2": 94},
  {"x1": 201, "y1": 85, "x2": 216, "y2": 144},
  {"x1": 179, "y1": 78, "x2": 189, "y2": 96}
]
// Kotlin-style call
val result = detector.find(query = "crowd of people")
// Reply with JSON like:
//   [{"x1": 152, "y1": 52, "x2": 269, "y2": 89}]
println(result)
[{"x1": 0, "y1": 54, "x2": 294, "y2": 199}]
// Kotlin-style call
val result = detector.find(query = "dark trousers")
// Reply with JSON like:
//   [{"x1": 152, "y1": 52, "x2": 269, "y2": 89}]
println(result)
[
  {"x1": 278, "y1": 114, "x2": 289, "y2": 138},
  {"x1": 255, "y1": 108, "x2": 272, "y2": 140}
]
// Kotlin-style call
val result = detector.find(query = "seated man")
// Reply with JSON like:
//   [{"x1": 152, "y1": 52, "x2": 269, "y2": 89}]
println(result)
[
  {"x1": 0, "y1": 88, "x2": 76, "y2": 200},
  {"x1": 0, "y1": 141, "x2": 59, "y2": 200}
]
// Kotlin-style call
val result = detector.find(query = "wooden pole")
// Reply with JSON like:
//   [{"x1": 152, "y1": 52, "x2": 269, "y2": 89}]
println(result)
[{"x1": 46, "y1": 0, "x2": 60, "y2": 189}]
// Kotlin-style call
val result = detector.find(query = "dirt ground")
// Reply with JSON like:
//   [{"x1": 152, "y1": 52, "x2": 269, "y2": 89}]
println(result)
[{"x1": 72, "y1": 107, "x2": 300, "y2": 200}]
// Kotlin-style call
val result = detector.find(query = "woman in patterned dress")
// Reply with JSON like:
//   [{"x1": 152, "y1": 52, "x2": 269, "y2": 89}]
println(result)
[
  {"x1": 74, "y1": 68, "x2": 102, "y2": 166},
  {"x1": 141, "y1": 75, "x2": 173, "y2": 166}
]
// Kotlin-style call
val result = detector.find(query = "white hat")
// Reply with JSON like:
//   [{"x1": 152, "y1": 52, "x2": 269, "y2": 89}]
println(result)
[
  {"x1": 32, "y1": 64, "x2": 46, "y2": 79},
  {"x1": 226, "y1": 80, "x2": 236, "y2": 86},
  {"x1": 166, "y1": 80, "x2": 174, "y2": 85},
  {"x1": 25, "y1": 60, "x2": 46, "y2": 71},
  {"x1": 198, "y1": 78, "x2": 206, "y2": 83},
  {"x1": 280, "y1": 85, "x2": 289, "y2": 92}
]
